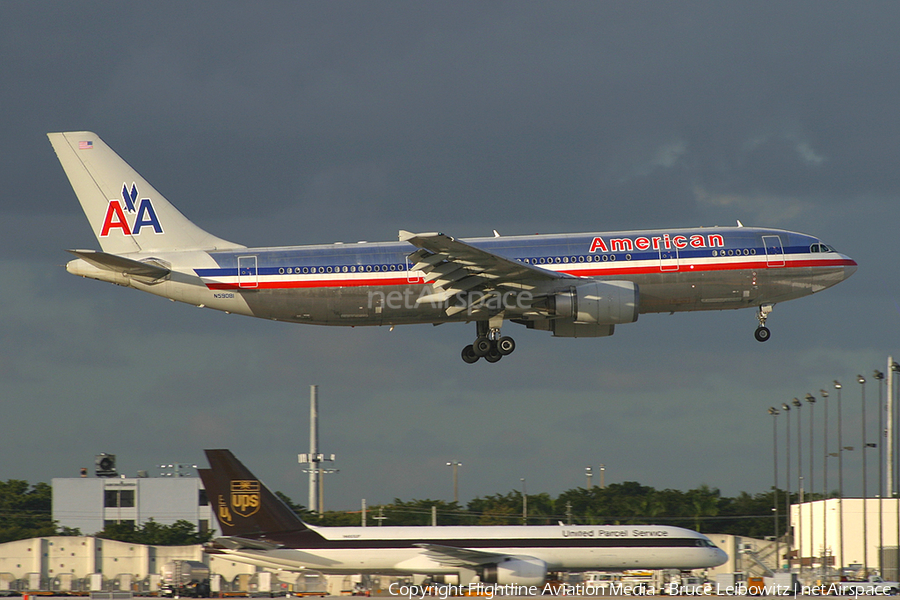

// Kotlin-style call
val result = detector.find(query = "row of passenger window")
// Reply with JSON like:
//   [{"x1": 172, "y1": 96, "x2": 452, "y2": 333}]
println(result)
[
  {"x1": 522, "y1": 255, "x2": 612, "y2": 264},
  {"x1": 519, "y1": 249, "x2": 758, "y2": 264},
  {"x1": 277, "y1": 264, "x2": 406, "y2": 275},
  {"x1": 273, "y1": 247, "x2": 764, "y2": 275}
]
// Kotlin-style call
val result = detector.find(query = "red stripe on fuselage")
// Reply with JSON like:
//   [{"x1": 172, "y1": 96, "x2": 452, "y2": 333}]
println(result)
[
  {"x1": 202, "y1": 258, "x2": 854, "y2": 291},
  {"x1": 205, "y1": 276, "x2": 422, "y2": 291},
  {"x1": 558, "y1": 257, "x2": 856, "y2": 278}
]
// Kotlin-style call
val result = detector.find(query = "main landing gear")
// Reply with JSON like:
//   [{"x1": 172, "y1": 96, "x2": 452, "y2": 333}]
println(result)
[
  {"x1": 461, "y1": 321, "x2": 516, "y2": 364},
  {"x1": 754, "y1": 304, "x2": 773, "y2": 342}
]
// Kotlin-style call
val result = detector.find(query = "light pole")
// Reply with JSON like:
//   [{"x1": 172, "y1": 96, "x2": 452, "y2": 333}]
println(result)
[
  {"x1": 770, "y1": 406, "x2": 781, "y2": 572},
  {"x1": 793, "y1": 396, "x2": 803, "y2": 576},
  {"x1": 836, "y1": 380, "x2": 845, "y2": 575},
  {"x1": 892, "y1": 360, "x2": 900, "y2": 580},
  {"x1": 520, "y1": 478, "x2": 527, "y2": 526},
  {"x1": 820, "y1": 388, "x2": 830, "y2": 579},
  {"x1": 782, "y1": 401, "x2": 793, "y2": 568},
  {"x1": 298, "y1": 386, "x2": 338, "y2": 516},
  {"x1": 876, "y1": 369, "x2": 885, "y2": 578},
  {"x1": 446, "y1": 461, "x2": 461, "y2": 504},
  {"x1": 806, "y1": 394, "x2": 817, "y2": 496},
  {"x1": 806, "y1": 393, "x2": 816, "y2": 573},
  {"x1": 890, "y1": 360, "x2": 896, "y2": 497},
  {"x1": 859, "y1": 374, "x2": 869, "y2": 578}
]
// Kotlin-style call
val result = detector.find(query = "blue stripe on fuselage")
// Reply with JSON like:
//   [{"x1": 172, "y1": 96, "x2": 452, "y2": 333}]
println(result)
[{"x1": 195, "y1": 227, "x2": 822, "y2": 277}]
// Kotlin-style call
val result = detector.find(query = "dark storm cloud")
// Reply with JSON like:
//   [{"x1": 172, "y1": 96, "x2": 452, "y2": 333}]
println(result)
[
  {"x1": 1, "y1": 1, "x2": 899, "y2": 508},
  {"x1": 8, "y1": 2, "x2": 900, "y2": 234}
]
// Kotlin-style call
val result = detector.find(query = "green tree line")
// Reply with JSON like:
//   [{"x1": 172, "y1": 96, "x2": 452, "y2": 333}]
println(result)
[
  {"x1": 297, "y1": 481, "x2": 805, "y2": 539},
  {"x1": 0, "y1": 477, "x2": 805, "y2": 544}
]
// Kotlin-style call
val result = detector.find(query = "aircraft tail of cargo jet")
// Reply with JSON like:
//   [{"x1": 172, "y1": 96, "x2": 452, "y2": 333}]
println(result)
[
  {"x1": 199, "y1": 450, "x2": 310, "y2": 540},
  {"x1": 198, "y1": 449, "x2": 728, "y2": 583}
]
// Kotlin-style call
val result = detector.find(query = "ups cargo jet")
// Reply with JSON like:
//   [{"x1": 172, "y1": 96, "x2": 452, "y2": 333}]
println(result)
[
  {"x1": 199, "y1": 449, "x2": 727, "y2": 585},
  {"x1": 49, "y1": 132, "x2": 857, "y2": 363}
]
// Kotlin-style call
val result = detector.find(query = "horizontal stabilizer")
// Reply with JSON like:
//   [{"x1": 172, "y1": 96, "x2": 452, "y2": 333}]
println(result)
[{"x1": 66, "y1": 249, "x2": 170, "y2": 280}]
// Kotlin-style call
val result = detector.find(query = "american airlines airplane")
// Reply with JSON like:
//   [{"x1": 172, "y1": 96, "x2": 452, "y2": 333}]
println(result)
[
  {"x1": 199, "y1": 449, "x2": 728, "y2": 585},
  {"x1": 49, "y1": 132, "x2": 857, "y2": 363}
]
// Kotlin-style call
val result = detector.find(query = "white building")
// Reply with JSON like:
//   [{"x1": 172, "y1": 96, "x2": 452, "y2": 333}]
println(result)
[
  {"x1": 0, "y1": 536, "x2": 329, "y2": 595},
  {"x1": 791, "y1": 498, "x2": 900, "y2": 578},
  {"x1": 52, "y1": 476, "x2": 217, "y2": 537},
  {"x1": 0, "y1": 536, "x2": 203, "y2": 589},
  {"x1": 705, "y1": 534, "x2": 778, "y2": 577}
]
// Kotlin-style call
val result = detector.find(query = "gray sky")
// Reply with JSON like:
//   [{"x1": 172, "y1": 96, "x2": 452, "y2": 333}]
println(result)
[{"x1": 2, "y1": 2, "x2": 899, "y2": 516}]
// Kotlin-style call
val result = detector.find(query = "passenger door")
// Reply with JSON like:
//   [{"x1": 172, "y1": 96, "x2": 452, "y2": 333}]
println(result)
[{"x1": 762, "y1": 236, "x2": 784, "y2": 267}]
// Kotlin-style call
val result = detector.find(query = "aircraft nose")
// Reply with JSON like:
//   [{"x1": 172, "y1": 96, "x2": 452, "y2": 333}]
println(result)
[
  {"x1": 842, "y1": 255, "x2": 858, "y2": 280},
  {"x1": 713, "y1": 548, "x2": 728, "y2": 567}
]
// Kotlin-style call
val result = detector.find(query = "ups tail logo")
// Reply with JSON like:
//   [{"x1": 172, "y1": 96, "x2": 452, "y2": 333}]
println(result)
[
  {"x1": 217, "y1": 494, "x2": 234, "y2": 527},
  {"x1": 230, "y1": 479, "x2": 261, "y2": 518}
]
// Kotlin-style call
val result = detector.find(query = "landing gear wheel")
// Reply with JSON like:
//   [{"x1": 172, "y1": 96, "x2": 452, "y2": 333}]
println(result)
[
  {"x1": 484, "y1": 346, "x2": 503, "y2": 363},
  {"x1": 754, "y1": 304, "x2": 774, "y2": 342},
  {"x1": 473, "y1": 336, "x2": 492, "y2": 357},
  {"x1": 497, "y1": 336, "x2": 516, "y2": 356},
  {"x1": 461, "y1": 345, "x2": 480, "y2": 363}
]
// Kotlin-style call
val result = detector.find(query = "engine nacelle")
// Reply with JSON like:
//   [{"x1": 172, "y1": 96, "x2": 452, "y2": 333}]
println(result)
[
  {"x1": 551, "y1": 321, "x2": 616, "y2": 338},
  {"x1": 552, "y1": 280, "x2": 639, "y2": 325},
  {"x1": 522, "y1": 280, "x2": 640, "y2": 337},
  {"x1": 481, "y1": 556, "x2": 547, "y2": 586}
]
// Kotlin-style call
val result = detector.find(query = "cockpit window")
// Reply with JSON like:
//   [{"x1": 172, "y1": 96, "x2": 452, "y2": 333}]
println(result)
[{"x1": 810, "y1": 243, "x2": 836, "y2": 253}]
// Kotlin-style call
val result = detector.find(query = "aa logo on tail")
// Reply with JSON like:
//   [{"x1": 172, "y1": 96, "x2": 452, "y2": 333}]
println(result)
[
  {"x1": 100, "y1": 183, "x2": 164, "y2": 237},
  {"x1": 230, "y1": 479, "x2": 261, "y2": 518}
]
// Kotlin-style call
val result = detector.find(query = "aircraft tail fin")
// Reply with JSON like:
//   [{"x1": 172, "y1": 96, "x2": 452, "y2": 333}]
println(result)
[
  {"x1": 48, "y1": 132, "x2": 244, "y2": 255},
  {"x1": 200, "y1": 449, "x2": 309, "y2": 538}
]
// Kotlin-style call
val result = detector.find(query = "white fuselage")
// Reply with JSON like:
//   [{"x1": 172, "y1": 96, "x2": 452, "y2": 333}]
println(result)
[
  {"x1": 67, "y1": 226, "x2": 856, "y2": 328},
  {"x1": 209, "y1": 523, "x2": 727, "y2": 575}
]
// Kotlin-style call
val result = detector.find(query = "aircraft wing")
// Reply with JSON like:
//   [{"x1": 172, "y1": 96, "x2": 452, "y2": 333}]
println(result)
[
  {"x1": 211, "y1": 536, "x2": 283, "y2": 551},
  {"x1": 400, "y1": 230, "x2": 574, "y2": 315},
  {"x1": 413, "y1": 543, "x2": 509, "y2": 567},
  {"x1": 66, "y1": 249, "x2": 170, "y2": 280}
]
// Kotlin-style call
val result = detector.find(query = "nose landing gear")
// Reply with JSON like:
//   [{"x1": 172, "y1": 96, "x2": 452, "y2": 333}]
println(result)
[
  {"x1": 754, "y1": 304, "x2": 773, "y2": 342},
  {"x1": 461, "y1": 321, "x2": 516, "y2": 364}
]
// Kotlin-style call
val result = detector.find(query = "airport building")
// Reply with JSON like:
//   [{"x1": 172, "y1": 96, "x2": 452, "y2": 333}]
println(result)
[
  {"x1": 791, "y1": 498, "x2": 900, "y2": 579},
  {"x1": 0, "y1": 536, "x2": 331, "y2": 595},
  {"x1": 0, "y1": 534, "x2": 744, "y2": 595},
  {"x1": 52, "y1": 461, "x2": 218, "y2": 538},
  {"x1": 0, "y1": 536, "x2": 205, "y2": 592},
  {"x1": 706, "y1": 534, "x2": 777, "y2": 578}
]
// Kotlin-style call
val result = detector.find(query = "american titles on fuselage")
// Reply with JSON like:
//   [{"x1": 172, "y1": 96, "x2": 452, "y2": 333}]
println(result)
[{"x1": 589, "y1": 233, "x2": 724, "y2": 254}]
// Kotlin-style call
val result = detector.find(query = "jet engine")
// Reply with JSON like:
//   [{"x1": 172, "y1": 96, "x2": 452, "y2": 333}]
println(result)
[
  {"x1": 529, "y1": 280, "x2": 639, "y2": 337},
  {"x1": 480, "y1": 556, "x2": 547, "y2": 586}
]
